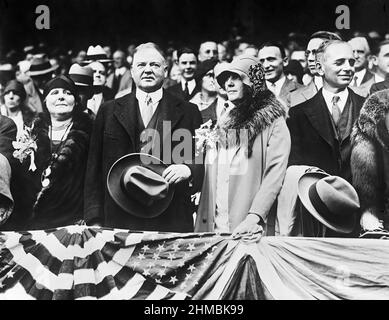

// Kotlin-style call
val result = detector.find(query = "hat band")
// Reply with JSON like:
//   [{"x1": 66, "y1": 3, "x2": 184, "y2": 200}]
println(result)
[
  {"x1": 29, "y1": 61, "x2": 52, "y2": 72},
  {"x1": 308, "y1": 183, "x2": 351, "y2": 225},
  {"x1": 70, "y1": 74, "x2": 93, "y2": 86},
  {"x1": 85, "y1": 54, "x2": 109, "y2": 60}
]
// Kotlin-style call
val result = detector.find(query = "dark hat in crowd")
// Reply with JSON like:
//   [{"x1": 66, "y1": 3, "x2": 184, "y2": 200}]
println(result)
[
  {"x1": 68, "y1": 64, "x2": 94, "y2": 87},
  {"x1": 27, "y1": 54, "x2": 58, "y2": 77},
  {"x1": 83, "y1": 45, "x2": 113, "y2": 64},
  {"x1": 3, "y1": 80, "x2": 27, "y2": 101},
  {"x1": 194, "y1": 59, "x2": 218, "y2": 82},
  {"x1": 43, "y1": 75, "x2": 78, "y2": 99},
  {"x1": 107, "y1": 153, "x2": 175, "y2": 218},
  {"x1": 216, "y1": 55, "x2": 266, "y2": 93},
  {"x1": 298, "y1": 170, "x2": 360, "y2": 234},
  {"x1": 284, "y1": 59, "x2": 304, "y2": 84}
]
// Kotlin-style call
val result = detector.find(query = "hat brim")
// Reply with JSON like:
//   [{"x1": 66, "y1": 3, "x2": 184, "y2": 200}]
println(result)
[
  {"x1": 107, "y1": 153, "x2": 175, "y2": 218},
  {"x1": 82, "y1": 59, "x2": 113, "y2": 65},
  {"x1": 298, "y1": 172, "x2": 356, "y2": 234},
  {"x1": 216, "y1": 69, "x2": 250, "y2": 87},
  {"x1": 28, "y1": 64, "x2": 58, "y2": 76}
]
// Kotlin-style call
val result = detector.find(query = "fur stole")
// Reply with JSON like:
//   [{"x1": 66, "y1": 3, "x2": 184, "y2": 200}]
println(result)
[{"x1": 221, "y1": 90, "x2": 286, "y2": 156}]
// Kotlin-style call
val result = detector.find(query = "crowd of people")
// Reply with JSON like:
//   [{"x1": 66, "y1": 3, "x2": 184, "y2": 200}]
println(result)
[{"x1": 0, "y1": 29, "x2": 389, "y2": 239}]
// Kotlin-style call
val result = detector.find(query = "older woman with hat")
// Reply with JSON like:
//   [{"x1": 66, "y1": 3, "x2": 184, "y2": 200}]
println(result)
[
  {"x1": 1, "y1": 80, "x2": 35, "y2": 138},
  {"x1": 195, "y1": 55, "x2": 291, "y2": 237},
  {"x1": 16, "y1": 75, "x2": 93, "y2": 229}
]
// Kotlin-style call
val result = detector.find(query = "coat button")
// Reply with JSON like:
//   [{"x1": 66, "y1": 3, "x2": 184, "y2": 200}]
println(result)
[{"x1": 202, "y1": 219, "x2": 207, "y2": 223}]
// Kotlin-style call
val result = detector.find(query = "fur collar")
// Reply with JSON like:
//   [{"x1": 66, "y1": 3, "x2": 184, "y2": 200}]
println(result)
[
  {"x1": 352, "y1": 90, "x2": 389, "y2": 149},
  {"x1": 32, "y1": 112, "x2": 92, "y2": 169},
  {"x1": 221, "y1": 91, "x2": 286, "y2": 156}
]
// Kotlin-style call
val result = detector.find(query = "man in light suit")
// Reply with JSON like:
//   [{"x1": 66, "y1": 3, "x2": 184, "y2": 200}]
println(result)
[
  {"x1": 258, "y1": 41, "x2": 302, "y2": 107},
  {"x1": 288, "y1": 31, "x2": 342, "y2": 108},
  {"x1": 84, "y1": 43, "x2": 204, "y2": 232}
]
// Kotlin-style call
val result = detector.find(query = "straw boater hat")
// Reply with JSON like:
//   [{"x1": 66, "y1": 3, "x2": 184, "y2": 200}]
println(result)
[
  {"x1": 298, "y1": 170, "x2": 360, "y2": 234},
  {"x1": 107, "y1": 153, "x2": 175, "y2": 218},
  {"x1": 68, "y1": 64, "x2": 94, "y2": 87},
  {"x1": 27, "y1": 54, "x2": 58, "y2": 77},
  {"x1": 83, "y1": 45, "x2": 113, "y2": 64}
]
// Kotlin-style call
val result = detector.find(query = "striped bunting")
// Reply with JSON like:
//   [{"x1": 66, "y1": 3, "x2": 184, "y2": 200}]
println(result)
[{"x1": 0, "y1": 226, "x2": 236, "y2": 300}]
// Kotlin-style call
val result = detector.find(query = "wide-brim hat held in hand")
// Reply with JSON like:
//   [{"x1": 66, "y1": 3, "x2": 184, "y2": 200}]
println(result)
[
  {"x1": 107, "y1": 153, "x2": 175, "y2": 218},
  {"x1": 298, "y1": 170, "x2": 360, "y2": 234}
]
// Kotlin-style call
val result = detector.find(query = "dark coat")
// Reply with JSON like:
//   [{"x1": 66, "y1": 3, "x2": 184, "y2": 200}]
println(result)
[
  {"x1": 84, "y1": 90, "x2": 204, "y2": 232},
  {"x1": 200, "y1": 99, "x2": 217, "y2": 123},
  {"x1": 5, "y1": 112, "x2": 93, "y2": 230},
  {"x1": 351, "y1": 89, "x2": 389, "y2": 228},
  {"x1": 287, "y1": 88, "x2": 364, "y2": 182},
  {"x1": 370, "y1": 79, "x2": 389, "y2": 95},
  {"x1": 167, "y1": 82, "x2": 200, "y2": 102}
]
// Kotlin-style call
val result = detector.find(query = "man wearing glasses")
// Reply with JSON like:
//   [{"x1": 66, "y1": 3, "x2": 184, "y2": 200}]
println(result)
[{"x1": 288, "y1": 31, "x2": 342, "y2": 108}]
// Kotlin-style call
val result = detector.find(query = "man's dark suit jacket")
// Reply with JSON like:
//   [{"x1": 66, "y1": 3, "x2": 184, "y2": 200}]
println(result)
[
  {"x1": 84, "y1": 90, "x2": 204, "y2": 232},
  {"x1": 287, "y1": 88, "x2": 365, "y2": 182},
  {"x1": 370, "y1": 79, "x2": 389, "y2": 95},
  {"x1": 167, "y1": 82, "x2": 199, "y2": 102}
]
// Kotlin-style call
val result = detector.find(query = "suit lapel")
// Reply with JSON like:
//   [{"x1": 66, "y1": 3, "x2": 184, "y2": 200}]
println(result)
[
  {"x1": 304, "y1": 90, "x2": 336, "y2": 148},
  {"x1": 113, "y1": 93, "x2": 138, "y2": 145},
  {"x1": 361, "y1": 69, "x2": 374, "y2": 84},
  {"x1": 156, "y1": 91, "x2": 185, "y2": 143}
]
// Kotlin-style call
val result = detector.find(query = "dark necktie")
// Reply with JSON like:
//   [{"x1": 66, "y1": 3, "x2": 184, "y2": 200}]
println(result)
[
  {"x1": 184, "y1": 81, "x2": 190, "y2": 100},
  {"x1": 112, "y1": 72, "x2": 122, "y2": 94},
  {"x1": 331, "y1": 95, "x2": 341, "y2": 127}
]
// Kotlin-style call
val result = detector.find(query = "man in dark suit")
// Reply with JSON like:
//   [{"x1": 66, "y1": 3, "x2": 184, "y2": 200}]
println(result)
[
  {"x1": 106, "y1": 50, "x2": 133, "y2": 98},
  {"x1": 287, "y1": 40, "x2": 365, "y2": 183},
  {"x1": 167, "y1": 47, "x2": 199, "y2": 101},
  {"x1": 84, "y1": 42, "x2": 204, "y2": 232},
  {"x1": 369, "y1": 40, "x2": 389, "y2": 94},
  {"x1": 258, "y1": 41, "x2": 303, "y2": 107},
  {"x1": 348, "y1": 36, "x2": 374, "y2": 87},
  {"x1": 288, "y1": 31, "x2": 342, "y2": 107}
]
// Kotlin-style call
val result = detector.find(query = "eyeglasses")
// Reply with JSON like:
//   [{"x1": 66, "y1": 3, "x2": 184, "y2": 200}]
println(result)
[{"x1": 205, "y1": 50, "x2": 218, "y2": 54}]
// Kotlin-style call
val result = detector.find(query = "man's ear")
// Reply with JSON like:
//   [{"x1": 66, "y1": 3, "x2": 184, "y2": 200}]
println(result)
[
  {"x1": 371, "y1": 55, "x2": 378, "y2": 67},
  {"x1": 316, "y1": 60, "x2": 324, "y2": 77},
  {"x1": 164, "y1": 65, "x2": 168, "y2": 78},
  {"x1": 283, "y1": 56, "x2": 289, "y2": 67}
]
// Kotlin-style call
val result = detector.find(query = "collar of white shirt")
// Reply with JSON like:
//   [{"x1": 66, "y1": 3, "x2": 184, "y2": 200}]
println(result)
[
  {"x1": 322, "y1": 87, "x2": 349, "y2": 115},
  {"x1": 115, "y1": 66, "x2": 126, "y2": 77},
  {"x1": 374, "y1": 73, "x2": 385, "y2": 83},
  {"x1": 313, "y1": 76, "x2": 323, "y2": 90},
  {"x1": 352, "y1": 68, "x2": 366, "y2": 86},
  {"x1": 266, "y1": 76, "x2": 286, "y2": 97},
  {"x1": 181, "y1": 79, "x2": 196, "y2": 94},
  {"x1": 136, "y1": 88, "x2": 163, "y2": 125}
]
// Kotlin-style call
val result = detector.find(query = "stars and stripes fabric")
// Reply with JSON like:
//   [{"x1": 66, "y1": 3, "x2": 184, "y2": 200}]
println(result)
[{"x1": 0, "y1": 225, "x2": 241, "y2": 300}]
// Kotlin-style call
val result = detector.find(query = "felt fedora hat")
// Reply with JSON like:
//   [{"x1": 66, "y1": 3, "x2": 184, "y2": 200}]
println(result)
[
  {"x1": 27, "y1": 54, "x2": 58, "y2": 76},
  {"x1": 107, "y1": 153, "x2": 175, "y2": 218},
  {"x1": 298, "y1": 172, "x2": 360, "y2": 233},
  {"x1": 68, "y1": 64, "x2": 94, "y2": 87},
  {"x1": 83, "y1": 45, "x2": 113, "y2": 64}
]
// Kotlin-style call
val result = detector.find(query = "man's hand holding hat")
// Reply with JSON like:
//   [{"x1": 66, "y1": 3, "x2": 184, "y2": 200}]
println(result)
[{"x1": 162, "y1": 164, "x2": 191, "y2": 185}]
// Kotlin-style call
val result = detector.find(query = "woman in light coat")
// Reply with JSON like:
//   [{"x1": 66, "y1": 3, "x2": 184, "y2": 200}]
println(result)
[{"x1": 195, "y1": 55, "x2": 291, "y2": 236}]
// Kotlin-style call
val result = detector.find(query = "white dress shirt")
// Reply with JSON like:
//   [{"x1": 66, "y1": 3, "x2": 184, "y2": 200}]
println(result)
[
  {"x1": 136, "y1": 88, "x2": 163, "y2": 126},
  {"x1": 266, "y1": 76, "x2": 286, "y2": 97},
  {"x1": 215, "y1": 97, "x2": 227, "y2": 119},
  {"x1": 181, "y1": 79, "x2": 196, "y2": 95},
  {"x1": 322, "y1": 87, "x2": 349, "y2": 115},
  {"x1": 374, "y1": 73, "x2": 385, "y2": 83},
  {"x1": 352, "y1": 69, "x2": 367, "y2": 87},
  {"x1": 115, "y1": 66, "x2": 127, "y2": 77}
]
